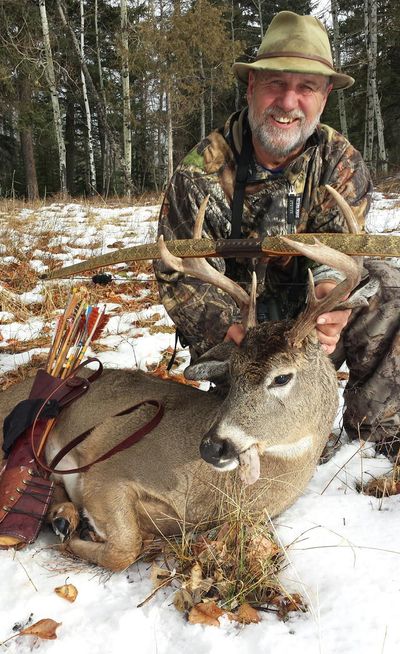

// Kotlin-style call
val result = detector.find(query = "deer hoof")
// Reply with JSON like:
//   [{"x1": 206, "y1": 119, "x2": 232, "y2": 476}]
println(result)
[
  {"x1": 49, "y1": 502, "x2": 80, "y2": 541},
  {"x1": 52, "y1": 517, "x2": 71, "y2": 541}
]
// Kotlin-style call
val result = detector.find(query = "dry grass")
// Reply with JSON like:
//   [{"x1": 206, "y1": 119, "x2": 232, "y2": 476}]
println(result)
[
  {"x1": 361, "y1": 464, "x2": 400, "y2": 498},
  {"x1": 137, "y1": 497, "x2": 306, "y2": 624}
]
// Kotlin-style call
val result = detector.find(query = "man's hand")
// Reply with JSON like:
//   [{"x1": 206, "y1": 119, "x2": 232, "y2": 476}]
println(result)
[
  {"x1": 224, "y1": 323, "x2": 246, "y2": 346},
  {"x1": 224, "y1": 281, "x2": 351, "y2": 355},
  {"x1": 315, "y1": 281, "x2": 351, "y2": 354}
]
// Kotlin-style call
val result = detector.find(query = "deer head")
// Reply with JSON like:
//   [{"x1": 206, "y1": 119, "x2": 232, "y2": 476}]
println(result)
[{"x1": 159, "y1": 187, "x2": 364, "y2": 486}]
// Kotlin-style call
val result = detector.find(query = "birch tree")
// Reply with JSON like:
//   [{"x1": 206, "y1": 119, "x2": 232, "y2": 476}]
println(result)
[
  {"x1": 94, "y1": 0, "x2": 110, "y2": 194},
  {"x1": 120, "y1": 0, "x2": 132, "y2": 196},
  {"x1": 364, "y1": 0, "x2": 387, "y2": 172},
  {"x1": 330, "y1": 0, "x2": 348, "y2": 139},
  {"x1": 38, "y1": 0, "x2": 67, "y2": 195},
  {"x1": 80, "y1": 0, "x2": 96, "y2": 194}
]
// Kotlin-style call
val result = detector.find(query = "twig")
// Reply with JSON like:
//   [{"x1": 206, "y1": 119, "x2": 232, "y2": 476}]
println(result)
[
  {"x1": 136, "y1": 573, "x2": 176, "y2": 608},
  {"x1": 14, "y1": 552, "x2": 38, "y2": 592}
]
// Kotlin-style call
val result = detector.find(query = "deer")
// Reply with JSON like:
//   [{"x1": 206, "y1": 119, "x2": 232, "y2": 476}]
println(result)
[{"x1": 0, "y1": 186, "x2": 364, "y2": 572}]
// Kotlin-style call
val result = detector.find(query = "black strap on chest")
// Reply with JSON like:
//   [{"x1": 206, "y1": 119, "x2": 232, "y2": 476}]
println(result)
[{"x1": 230, "y1": 116, "x2": 253, "y2": 239}]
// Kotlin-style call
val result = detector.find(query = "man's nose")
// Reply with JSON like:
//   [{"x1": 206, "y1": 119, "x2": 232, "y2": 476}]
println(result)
[{"x1": 276, "y1": 88, "x2": 298, "y2": 112}]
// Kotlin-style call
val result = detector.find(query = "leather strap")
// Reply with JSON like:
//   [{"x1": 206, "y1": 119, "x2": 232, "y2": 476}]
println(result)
[{"x1": 36, "y1": 399, "x2": 164, "y2": 475}]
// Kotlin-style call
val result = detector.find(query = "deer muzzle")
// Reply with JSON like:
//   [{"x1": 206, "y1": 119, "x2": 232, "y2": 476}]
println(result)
[
  {"x1": 199, "y1": 434, "x2": 238, "y2": 469},
  {"x1": 200, "y1": 432, "x2": 261, "y2": 486}
]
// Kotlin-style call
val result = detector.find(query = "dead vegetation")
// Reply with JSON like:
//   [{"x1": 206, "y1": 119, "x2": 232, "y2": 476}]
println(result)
[
  {"x1": 361, "y1": 463, "x2": 400, "y2": 498},
  {"x1": 137, "y1": 503, "x2": 306, "y2": 626}
]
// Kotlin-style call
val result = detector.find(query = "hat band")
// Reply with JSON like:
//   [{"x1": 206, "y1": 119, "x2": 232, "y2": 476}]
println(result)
[{"x1": 255, "y1": 51, "x2": 335, "y2": 72}]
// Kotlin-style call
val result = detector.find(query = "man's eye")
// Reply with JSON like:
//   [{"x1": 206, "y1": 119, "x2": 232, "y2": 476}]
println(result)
[
  {"x1": 272, "y1": 373, "x2": 293, "y2": 386},
  {"x1": 300, "y1": 85, "x2": 314, "y2": 95}
]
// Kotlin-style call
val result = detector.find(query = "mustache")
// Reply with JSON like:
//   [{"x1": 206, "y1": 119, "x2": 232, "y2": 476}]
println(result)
[{"x1": 263, "y1": 107, "x2": 306, "y2": 121}]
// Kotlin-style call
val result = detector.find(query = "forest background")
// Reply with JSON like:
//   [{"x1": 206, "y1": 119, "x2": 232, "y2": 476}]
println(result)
[{"x1": 1, "y1": 0, "x2": 398, "y2": 201}]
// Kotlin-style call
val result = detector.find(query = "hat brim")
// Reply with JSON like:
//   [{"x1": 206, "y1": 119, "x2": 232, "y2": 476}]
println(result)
[{"x1": 232, "y1": 57, "x2": 354, "y2": 90}]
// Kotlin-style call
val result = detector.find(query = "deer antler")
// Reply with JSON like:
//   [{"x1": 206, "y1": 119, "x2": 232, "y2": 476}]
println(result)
[
  {"x1": 285, "y1": 186, "x2": 362, "y2": 347},
  {"x1": 158, "y1": 196, "x2": 257, "y2": 330}
]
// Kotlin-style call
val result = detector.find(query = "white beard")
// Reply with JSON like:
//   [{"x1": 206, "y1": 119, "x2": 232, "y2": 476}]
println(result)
[{"x1": 248, "y1": 105, "x2": 321, "y2": 160}]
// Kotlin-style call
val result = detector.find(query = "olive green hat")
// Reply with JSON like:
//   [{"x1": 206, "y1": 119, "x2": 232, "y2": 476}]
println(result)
[{"x1": 233, "y1": 11, "x2": 354, "y2": 90}]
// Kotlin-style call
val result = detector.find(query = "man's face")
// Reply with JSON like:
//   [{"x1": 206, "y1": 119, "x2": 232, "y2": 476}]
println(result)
[{"x1": 247, "y1": 70, "x2": 332, "y2": 162}]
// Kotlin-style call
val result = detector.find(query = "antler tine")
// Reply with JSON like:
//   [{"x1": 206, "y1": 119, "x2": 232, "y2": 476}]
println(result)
[
  {"x1": 158, "y1": 235, "x2": 252, "y2": 320},
  {"x1": 193, "y1": 195, "x2": 210, "y2": 239},
  {"x1": 246, "y1": 271, "x2": 257, "y2": 329},
  {"x1": 325, "y1": 184, "x2": 359, "y2": 234},
  {"x1": 282, "y1": 187, "x2": 362, "y2": 347}
]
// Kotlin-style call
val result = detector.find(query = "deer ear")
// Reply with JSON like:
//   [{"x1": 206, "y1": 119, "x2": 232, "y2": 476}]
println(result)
[{"x1": 184, "y1": 342, "x2": 235, "y2": 382}]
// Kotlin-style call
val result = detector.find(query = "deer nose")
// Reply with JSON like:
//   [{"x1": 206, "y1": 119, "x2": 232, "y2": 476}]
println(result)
[{"x1": 200, "y1": 434, "x2": 237, "y2": 466}]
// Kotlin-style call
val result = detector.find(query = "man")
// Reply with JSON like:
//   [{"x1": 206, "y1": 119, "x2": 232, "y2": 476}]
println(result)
[{"x1": 154, "y1": 12, "x2": 400, "y2": 456}]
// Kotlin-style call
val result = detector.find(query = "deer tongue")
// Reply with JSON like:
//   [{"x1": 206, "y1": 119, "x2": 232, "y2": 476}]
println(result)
[{"x1": 238, "y1": 445, "x2": 260, "y2": 486}]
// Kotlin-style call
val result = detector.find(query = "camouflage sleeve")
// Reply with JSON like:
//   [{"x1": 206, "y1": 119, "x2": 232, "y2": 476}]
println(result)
[
  {"x1": 154, "y1": 169, "x2": 241, "y2": 359},
  {"x1": 303, "y1": 134, "x2": 373, "y2": 285}
]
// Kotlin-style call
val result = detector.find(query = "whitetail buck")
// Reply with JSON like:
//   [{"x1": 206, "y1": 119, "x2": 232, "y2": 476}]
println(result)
[{"x1": 0, "y1": 187, "x2": 364, "y2": 571}]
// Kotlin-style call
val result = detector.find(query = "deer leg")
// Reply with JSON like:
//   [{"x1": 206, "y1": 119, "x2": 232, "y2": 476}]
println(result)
[
  {"x1": 60, "y1": 485, "x2": 143, "y2": 572},
  {"x1": 47, "y1": 482, "x2": 80, "y2": 541}
]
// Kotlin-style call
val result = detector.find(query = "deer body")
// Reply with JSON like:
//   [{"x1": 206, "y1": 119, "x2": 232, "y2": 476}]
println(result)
[{"x1": 0, "y1": 321, "x2": 338, "y2": 571}]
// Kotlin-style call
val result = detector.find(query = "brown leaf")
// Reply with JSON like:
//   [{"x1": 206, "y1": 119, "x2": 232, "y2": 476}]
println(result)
[
  {"x1": 19, "y1": 618, "x2": 61, "y2": 640},
  {"x1": 235, "y1": 603, "x2": 261, "y2": 624},
  {"x1": 188, "y1": 601, "x2": 224, "y2": 627},
  {"x1": 189, "y1": 562, "x2": 203, "y2": 592},
  {"x1": 173, "y1": 588, "x2": 194, "y2": 613},
  {"x1": 54, "y1": 583, "x2": 78, "y2": 603},
  {"x1": 246, "y1": 531, "x2": 280, "y2": 578},
  {"x1": 268, "y1": 592, "x2": 307, "y2": 620},
  {"x1": 150, "y1": 563, "x2": 173, "y2": 589}
]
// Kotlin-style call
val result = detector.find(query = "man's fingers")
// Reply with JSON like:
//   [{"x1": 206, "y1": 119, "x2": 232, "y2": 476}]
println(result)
[
  {"x1": 317, "y1": 309, "x2": 351, "y2": 326},
  {"x1": 224, "y1": 323, "x2": 245, "y2": 346}
]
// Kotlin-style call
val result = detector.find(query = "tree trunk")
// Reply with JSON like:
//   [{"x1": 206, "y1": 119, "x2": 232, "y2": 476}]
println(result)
[
  {"x1": 364, "y1": 0, "x2": 387, "y2": 172},
  {"x1": 121, "y1": 0, "x2": 132, "y2": 196},
  {"x1": 369, "y1": 0, "x2": 387, "y2": 173},
  {"x1": 80, "y1": 0, "x2": 96, "y2": 194},
  {"x1": 94, "y1": 0, "x2": 109, "y2": 195},
  {"x1": 230, "y1": 0, "x2": 240, "y2": 111},
  {"x1": 167, "y1": 89, "x2": 174, "y2": 184},
  {"x1": 363, "y1": 0, "x2": 375, "y2": 167},
  {"x1": 65, "y1": 93, "x2": 75, "y2": 195},
  {"x1": 199, "y1": 50, "x2": 206, "y2": 140},
  {"x1": 39, "y1": 0, "x2": 67, "y2": 196},
  {"x1": 331, "y1": 0, "x2": 349, "y2": 139},
  {"x1": 17, "y1": 74, "x2": 39, "y2": 200}
]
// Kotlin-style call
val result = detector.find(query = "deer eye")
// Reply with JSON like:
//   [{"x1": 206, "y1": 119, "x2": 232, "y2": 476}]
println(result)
[{"x1": 272, "y1": 373, "x2": 293, "y2": 387}]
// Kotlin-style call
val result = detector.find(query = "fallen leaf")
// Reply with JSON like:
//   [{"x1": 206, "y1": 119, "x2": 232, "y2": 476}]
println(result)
[
  {"x1": 150, "y1": 563, "x2": 173, "y2": 589},
  {"x1": 267, "y1": 592, "x2": 307, "y2": 620},
  {"x1": 188, "y1": 601, "x2": 224, "y2": 627},
  {"x1": 173, "y1": 588, "x2": 194, "y2": 613},
  {"x1": 246, "y1": 531, "x2": 280, "y2": 578},
  {"x1": 54, "y1": 583, "x2": 78, "y2": 603},
  {"x1": 19, "y1": 618, "x2": 61, "y2": 640},
  {"x1": 189, "y1": 562, "x2": 203, "y2": 591},
  {"x1": 235, "y1": 603, "x2": 261, "y2": 624}
]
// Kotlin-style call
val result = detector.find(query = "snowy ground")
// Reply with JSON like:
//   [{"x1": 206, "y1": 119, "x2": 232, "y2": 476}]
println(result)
[{"x1": 0, "y1": 194, "x2": 399, "y2": 654}]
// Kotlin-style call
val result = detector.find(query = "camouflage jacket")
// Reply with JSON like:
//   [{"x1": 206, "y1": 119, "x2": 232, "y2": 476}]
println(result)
[{"x1": 154, "y1": 109, "x2": 372, "y2": 359}]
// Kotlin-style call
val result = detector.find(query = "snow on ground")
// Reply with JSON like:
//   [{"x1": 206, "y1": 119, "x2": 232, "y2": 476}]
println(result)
[{"x1": 0, "y1": 196, "x2": 399, "y2": 654}]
